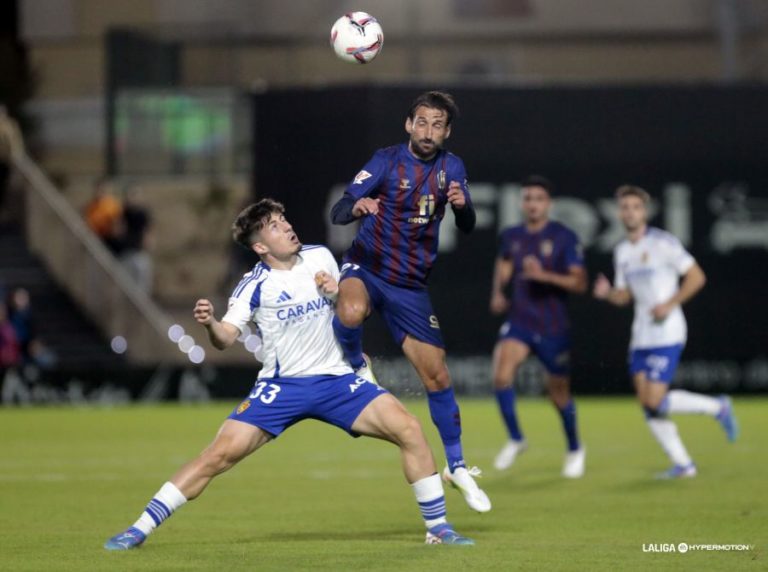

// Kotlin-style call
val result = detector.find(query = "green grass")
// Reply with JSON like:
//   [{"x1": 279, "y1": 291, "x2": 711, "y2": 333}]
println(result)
[{"x1": 0, "y1": 397, "x2": 765, "y2": 571}]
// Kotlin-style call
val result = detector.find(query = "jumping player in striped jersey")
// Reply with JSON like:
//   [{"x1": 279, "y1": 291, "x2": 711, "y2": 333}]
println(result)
[
  {"x1": 490, "y1": 176, "x2": 588, "y2": 478},
  {"x1": 330, "y1": 91, "x2": 491, "y2": 513},
  {"x1": 104, "y1": 199, "x2": 473, "y2": 549},
  {"x1": 594, "y1": 185, "x2": 738, "y2": 479}
]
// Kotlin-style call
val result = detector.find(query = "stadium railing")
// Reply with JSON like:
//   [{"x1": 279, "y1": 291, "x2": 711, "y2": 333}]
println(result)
[{"x1": 13, "y1": 152, "x2": 182, "y2": 364}]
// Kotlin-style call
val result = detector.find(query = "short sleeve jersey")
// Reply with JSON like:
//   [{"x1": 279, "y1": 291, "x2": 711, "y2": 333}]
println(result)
[
  {"x1": 498, "y1": 221, "x2": 584, "y2": 336},
  {"x1": 222, "y1": 245, "x2": 352, "y2": 378},
  {"x1": 613, "y1": 227, "x2": 695, "y2": 349}
]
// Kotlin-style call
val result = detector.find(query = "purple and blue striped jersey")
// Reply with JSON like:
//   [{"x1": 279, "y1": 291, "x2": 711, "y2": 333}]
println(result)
[
  {"x1": 337, "y1": 143, "x2": 472, "y2": 289},
  {"x1": 499, "y1": 221, "x2": 584, "y2": 335}
]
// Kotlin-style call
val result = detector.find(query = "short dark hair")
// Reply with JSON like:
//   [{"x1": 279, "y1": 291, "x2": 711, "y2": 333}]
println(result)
[
  {"x1": 408, "y1": 91, "x2": 459, "y2": 125},
  {"x1": 521, "y1": 175, "x2": 555, "y2": 196},
  {"x1": 615, "y1": 185, "x2": 650, "y2": 204},
  {"x1": 231, "y1": 198, "x2": 285, "y2": 249}
]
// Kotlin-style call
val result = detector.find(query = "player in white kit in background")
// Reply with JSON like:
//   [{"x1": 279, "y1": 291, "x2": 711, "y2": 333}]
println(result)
[
  {"x1": 593, "y1": 185, "x2": 739, "y2": 479},
  {"x1": 104, "y1": 198, "x2": 474, "y2": 549}
]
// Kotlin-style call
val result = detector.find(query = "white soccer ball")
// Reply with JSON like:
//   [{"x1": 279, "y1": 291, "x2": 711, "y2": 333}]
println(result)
[{"x1": 330, "y1": 12, "x2": 384, "y2": 64}]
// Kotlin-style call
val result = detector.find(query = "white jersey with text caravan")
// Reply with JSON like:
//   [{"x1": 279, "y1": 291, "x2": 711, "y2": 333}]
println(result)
[
  {"x1": 221, "y1": 245, "x2": 352, "y2": 378},
  {"x1": 613, "y1": 227, "x2": 696, "y2": 349}
]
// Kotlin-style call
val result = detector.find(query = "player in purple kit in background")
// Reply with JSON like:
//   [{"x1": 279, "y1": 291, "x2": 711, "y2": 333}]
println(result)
[
  {"x1": 330, "y1": 91, "x2": 490, "y2": 513},
  {"x1": 489, "y1": 176, "x2": 588, "y2": 478}
]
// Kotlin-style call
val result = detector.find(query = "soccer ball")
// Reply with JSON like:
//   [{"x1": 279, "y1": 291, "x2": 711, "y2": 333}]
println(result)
[{"x1": 330, "y1": 12, "x2": 384, "y2": 64}]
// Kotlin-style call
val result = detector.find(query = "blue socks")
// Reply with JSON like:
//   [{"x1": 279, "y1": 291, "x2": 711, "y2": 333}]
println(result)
[
  {"x1": 497, "y1": 387, "x2": 580, "y2": 452},
  {"x1": 558, "y1": 399, "x2": 580, "y2": 452},
  {"x1": 495, "y1": 387, "x2": 524, "y2": 441},
  {"x1": 332, "y1": 315, "x2": 364, "y2": 370},
  {"x1": 427, "y1": 387, "x2": 465, "y2": 470}
]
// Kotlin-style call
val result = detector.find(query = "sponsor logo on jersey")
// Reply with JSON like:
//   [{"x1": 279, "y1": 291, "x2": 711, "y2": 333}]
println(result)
[
  {"x1": 353, "y1": 170, "x2": 372, "y2": 184},
  {"x1": 236, "y1": 399, "x2": 251, "y2": 414},
  {"x1": 276, "y1": 290, "x2": 292, "y2": 303},
  {"x1": 409, "y1": 193, "x2": 435, "y2": 224},
  {"x1": 276, "y1": 296, "x2": 333, "y2": 321},
  {"x1": 399, "y1": 178, "x2": 411, "y2": 190},
  {"x1": 540, "y1": 239, "x2": 554, "y2": 257},
  {"x1": 429, "y1": 315, "x2": 440, "y2": 329}
]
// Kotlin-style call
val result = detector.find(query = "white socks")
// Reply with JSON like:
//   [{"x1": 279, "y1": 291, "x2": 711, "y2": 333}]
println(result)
[
  {"x1": 412, "y1": 473, "x2": 447, "y2": 529},
  {"x1": 133, "y1": 481, "x2": 188, "y2": 536},
  {"x1": 646, "y1": 418, "x2": 692, "y2": 467},
  {"x1": 665, "y1": 390, "x2": 721, "y2": 416}
]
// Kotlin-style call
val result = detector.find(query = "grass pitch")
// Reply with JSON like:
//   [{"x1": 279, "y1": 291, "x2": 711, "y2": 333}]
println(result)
[{"x1": 0, "y1": 397, "x2": 765, "y2": 571}]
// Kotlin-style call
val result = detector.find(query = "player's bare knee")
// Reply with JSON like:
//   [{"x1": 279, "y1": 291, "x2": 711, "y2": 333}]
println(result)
[
  {"x1": 644, "y1": 394, "x2": 664, "y2": 411},
  {"x1": 336, "y1": 300, "x2": 366, "y2": 327},
  {"x1": 492, "y1": 374, "x2": 514, "y2": 390},
  {"x1": 396, "y1": 413, "x2": 428, "y2": 449},
  {"x1": 201, "y1": 444, "x2": 241, "y2": 474},
  {"x1": 547, "y1": 384, "x2": 570, "y2": 408},
  {"x1": 427, "y1": 367, "x2": 452, "y2": 391}
]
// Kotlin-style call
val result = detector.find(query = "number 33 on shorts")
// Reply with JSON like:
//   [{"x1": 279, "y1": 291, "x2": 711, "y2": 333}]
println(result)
[{"x1": 249, "y1": 381, "x2": 281, "y2": 404}]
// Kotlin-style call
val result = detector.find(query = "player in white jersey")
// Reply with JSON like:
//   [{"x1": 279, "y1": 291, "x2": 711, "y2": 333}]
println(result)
[
  {"x1": 593, "y1": 185, "x2": 738, "y2": 479},
  {"x1": 105, "y1": 199, "x2": 473, "y2": 549}
]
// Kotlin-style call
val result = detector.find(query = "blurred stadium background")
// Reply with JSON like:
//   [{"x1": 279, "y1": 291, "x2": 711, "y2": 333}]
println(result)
[
  {"x1": 1, "y1": 0, "x2": 766, "y2": 401},
  {"x1": 1, "y1": 1, "x2": 767, "y2": 569}
]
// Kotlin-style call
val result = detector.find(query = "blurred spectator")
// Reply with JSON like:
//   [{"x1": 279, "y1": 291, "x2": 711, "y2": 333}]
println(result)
[
  {"x1": 0, "y1": 300, "x2": 21, "y2": 370},
  {"x1": 0, "y1": 104, "x2": 24, "y2": 226},
  {"x1": 6, "y1": 287, "x2": 57, "y2": 368},
  {"x1": 119, "y1": 185, "x2": 154, "y2": 294},
  {"x1": 84, "y1": 177, "x2": 123, "y2": 254}
]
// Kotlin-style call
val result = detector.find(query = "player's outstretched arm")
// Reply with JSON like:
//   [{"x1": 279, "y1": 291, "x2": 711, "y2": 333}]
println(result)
[{"x1": 193, "y1": 299, "x2": 240, "y2": 350}]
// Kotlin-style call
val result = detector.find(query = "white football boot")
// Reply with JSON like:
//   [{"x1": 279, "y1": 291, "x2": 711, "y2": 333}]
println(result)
[
  {"x1": 562, "y1": 446, "x2": 586, "y2": 479},
  {"x1": 493, "y1": 439, "x2": 528, "y2": 471},
  {"x1": 442, "y1": 466, "x2": 492, "y2": 513}
]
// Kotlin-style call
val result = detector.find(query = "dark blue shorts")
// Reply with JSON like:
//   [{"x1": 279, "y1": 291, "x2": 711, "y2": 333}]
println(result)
[
  {"x1": 629, "y1": 344, "x2": 684, "y2": 383},
  {"x1": 498, "y1": 321, "x2": 571, "y2": 375},
  {"x1": 339, "y1": 263, "x2": 445, "y2": 348},
  {"x1": 228, "y1": 373, "x2": 387, "y2": 437}
]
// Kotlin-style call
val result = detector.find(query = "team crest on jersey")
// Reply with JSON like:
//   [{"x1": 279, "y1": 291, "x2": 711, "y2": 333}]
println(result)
[
  {"x1": 399, "y1": 178, "x2": 411, "y2": 190},
  {"x1": 236, "y1": 399, "x2": 251, "y2": 414},
  {"x1": 437, "y1": 170, "x2": 446, "y2": 190},
  {"x1": 353, "y1": 170, "x2": 372, "y2": 185},
  {"x1": 641, "y1": 251, "x2": 649, "y2": 263},
  {"x1": 540, "y1": 240, "x2": 554, "y2": 257}
]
